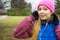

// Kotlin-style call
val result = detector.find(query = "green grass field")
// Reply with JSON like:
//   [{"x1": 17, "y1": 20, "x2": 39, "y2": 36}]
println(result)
[{"x1": 0, "y1": 16, "x2": 27, "y2": 40}]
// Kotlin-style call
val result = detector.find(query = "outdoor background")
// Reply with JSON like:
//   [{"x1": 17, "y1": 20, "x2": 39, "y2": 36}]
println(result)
[{"x1": 0, "y1": 0, "x2": 60, "y2": 40}]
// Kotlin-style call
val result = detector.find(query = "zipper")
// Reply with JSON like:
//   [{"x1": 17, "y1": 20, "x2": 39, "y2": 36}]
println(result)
[{"x1": 39, "y1": 22, "x2": 48, "y2": 40}]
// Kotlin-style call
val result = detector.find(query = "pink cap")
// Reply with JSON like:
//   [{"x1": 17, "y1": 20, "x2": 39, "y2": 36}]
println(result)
[{"x1": 37, "y1": 0, "x2": 54, "y2": 14}]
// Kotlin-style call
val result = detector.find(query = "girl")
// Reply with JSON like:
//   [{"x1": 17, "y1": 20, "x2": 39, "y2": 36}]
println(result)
[{"x1": 13, "y1": 0, "x2": 60, "y2": 40}]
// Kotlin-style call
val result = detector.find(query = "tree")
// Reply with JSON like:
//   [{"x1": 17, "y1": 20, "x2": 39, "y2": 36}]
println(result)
[
  {"x1": 11, "y1": 0, "x2": 27, "y2": 9},
  {"x1": 0, "y1": 0, "x2": 3, "y2": 9},
  {"x1": 0, "y1": 0, "x2": 7, "y2": 15},
  {"x1": 55, "y1": 0, "x2": 60, "y2": 15}
]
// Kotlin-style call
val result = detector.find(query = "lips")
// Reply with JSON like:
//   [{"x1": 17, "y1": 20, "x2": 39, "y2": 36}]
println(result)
[{"x1": 40, "y1": 15, "x2": 45, "y2": 18}]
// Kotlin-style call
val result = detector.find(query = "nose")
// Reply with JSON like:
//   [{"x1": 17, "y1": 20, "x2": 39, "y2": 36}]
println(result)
[
  {"x1": 40, "y1": 9, "x2": 44, "y2": 12},
  {"x1": 40, "y1": 10, "x2": 44, "y2": 14}
]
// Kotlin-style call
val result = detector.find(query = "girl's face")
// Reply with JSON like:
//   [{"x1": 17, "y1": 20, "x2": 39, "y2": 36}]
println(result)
[{"x1": 38, "y1": 6, "x2": 52, "y2": 20}]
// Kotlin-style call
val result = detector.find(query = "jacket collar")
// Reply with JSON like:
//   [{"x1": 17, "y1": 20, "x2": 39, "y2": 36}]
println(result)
[{"x1": 41, "y1": 18, "x2": 53, "y2": 25}]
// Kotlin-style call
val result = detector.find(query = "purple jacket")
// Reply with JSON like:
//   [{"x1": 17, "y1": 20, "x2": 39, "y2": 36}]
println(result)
[{"x1": 13, "y1": 15, "x2": 60, "y2": 40}]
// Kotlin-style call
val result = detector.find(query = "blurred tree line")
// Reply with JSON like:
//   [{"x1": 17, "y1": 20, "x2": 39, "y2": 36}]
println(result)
[
  {"x1": 0, "y1": 0, "x2": 60, "y2": 16},
  {"x1": 55, "y1": 0, "x2": 60, "y2": 16},
  {"x1": 7, "y1": 0, "x2": 32, "y2": 16}
]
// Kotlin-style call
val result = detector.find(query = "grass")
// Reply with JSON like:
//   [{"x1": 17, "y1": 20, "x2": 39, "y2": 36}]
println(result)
[
  {"x1": 0, "y1": 16, "x2": 26, "y2": 26},
  {"x1": 0, "y1": 16, "x2": 27, "y2": 40}
]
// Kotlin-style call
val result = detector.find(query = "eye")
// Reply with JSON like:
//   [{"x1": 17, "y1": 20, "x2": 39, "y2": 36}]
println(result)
[
  {"x1": 44, "y1": 8, "x2": 48, "y2": 10},
  {"x1": 38, "y1": 8, "x2": 41, "y2": 10},
  {"x1": 43, "y1": 7, "x2": 48, "y2": 10}
]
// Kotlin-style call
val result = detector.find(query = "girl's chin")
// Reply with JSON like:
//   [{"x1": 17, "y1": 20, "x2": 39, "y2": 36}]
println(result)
[{"x1": 40, "y1": 18, "x2": 47, "y2": 20}]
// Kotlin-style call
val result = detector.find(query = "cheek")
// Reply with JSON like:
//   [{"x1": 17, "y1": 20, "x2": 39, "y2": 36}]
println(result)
[
  {"x1": 37, "y1": 11, "x2": 41, "y2": 17},
  {"x1": 45, "y1": 13, "x2": 51, "y2": 19},
  {"x1": 47, "y1": 14, "x2": 50, "y2": 17}
]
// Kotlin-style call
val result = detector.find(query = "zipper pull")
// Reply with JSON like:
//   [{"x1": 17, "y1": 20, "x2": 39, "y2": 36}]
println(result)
[{"x1": 46, "y1": 23, "x2": 48, "y2": 27}]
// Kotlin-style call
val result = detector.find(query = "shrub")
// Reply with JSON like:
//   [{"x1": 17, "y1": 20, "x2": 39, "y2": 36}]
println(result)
[{"x1": 7, "y1": 8, "x2": 31, "y2": 16}]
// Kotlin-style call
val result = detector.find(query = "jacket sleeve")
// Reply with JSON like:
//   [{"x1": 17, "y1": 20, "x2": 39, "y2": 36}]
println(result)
[
  {"x1": 55, "y1": 25, "x2": 60, "y2": 40},
  {"x1": 13, "y1": 15, "x2": 35, "y2": 39}
]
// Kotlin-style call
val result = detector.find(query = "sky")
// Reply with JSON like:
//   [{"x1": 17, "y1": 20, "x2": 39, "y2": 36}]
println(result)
[
  {"x1": 25, "y1": 0, "x2": 41, "y2": 12},
  {"x1": 1, "y1": 0, "x2": 11, "y2": 10}
]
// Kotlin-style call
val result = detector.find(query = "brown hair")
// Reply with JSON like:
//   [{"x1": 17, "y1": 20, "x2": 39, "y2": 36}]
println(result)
[{"x1": 31, "y1": 18, "x2": 41, "y2": 40}]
